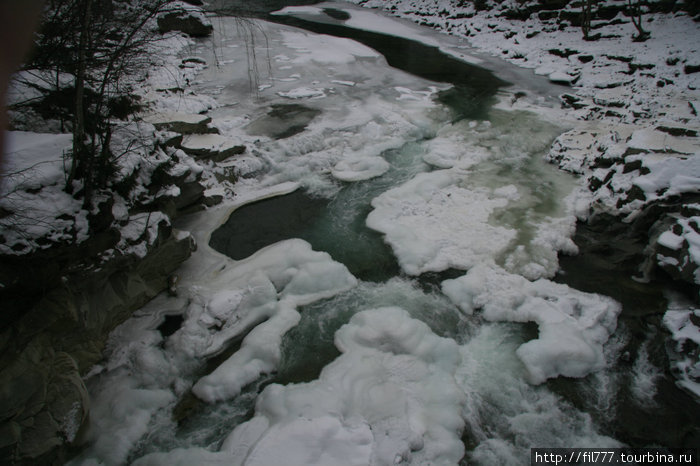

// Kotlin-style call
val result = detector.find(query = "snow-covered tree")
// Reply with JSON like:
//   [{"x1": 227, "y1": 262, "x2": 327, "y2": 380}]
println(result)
[{"x1": 18, "y1": 0, "x2": 175, "y2": 207}]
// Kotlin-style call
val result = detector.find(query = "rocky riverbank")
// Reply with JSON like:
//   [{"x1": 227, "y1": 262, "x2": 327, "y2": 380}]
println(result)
[{"x1": 0, "y1": 2, "x2": 232, "y2": 462}]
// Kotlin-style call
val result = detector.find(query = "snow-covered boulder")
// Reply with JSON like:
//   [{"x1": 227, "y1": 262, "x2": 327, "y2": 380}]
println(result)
[
  {"x1": 180, "y1": 134, "x2": 246, "y2": 162},
  {"x1": 157, "y1": 1, "x2": 213, "y2": 37},
  {"x1": 144, "y1": 112, "x2": 213, "y2": 134}
]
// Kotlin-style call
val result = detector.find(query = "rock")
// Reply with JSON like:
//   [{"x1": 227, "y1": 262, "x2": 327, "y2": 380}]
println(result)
[
  {"x1": 548, "y1": 48, "x2": 578, "y2": 58},
  {"x1": 656, "y1": 125, "x2": 699, "y2": 138},
  {"x1": 180, "y1": 134, "x2": 246, "y2": 162},
  {"x1": 157, "y1": 3, "x2": 213, "y2": 37},
  {"x1": 655, "y1": 215, "x2": 700, "y2": 285},
  {"x1": 245, "y1": 104, "x2": 321, "y2": 140},
  {"x1": 143, "y1": 112, "x2": 212, "y2": 134},
  {"x1": 0, "y1": 224, "x2": 195, "y2": 463},
  {"x1": 626, "y1": 128, "x2": 700, "y2": 155},
  {"x1": 560, "y1": 93, "x2": 588, "y2": 109},
  {"x1": 592, "y1": 88, "x2": 630, "y2": 108},
  {"x1": 548, "y1": 70, "x2": 579, "y2": 85}
]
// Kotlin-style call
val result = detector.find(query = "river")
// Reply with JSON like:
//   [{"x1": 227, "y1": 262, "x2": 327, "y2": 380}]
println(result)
[{"x1": 69, "y1": 2, "x2": 699, "y2": 465}]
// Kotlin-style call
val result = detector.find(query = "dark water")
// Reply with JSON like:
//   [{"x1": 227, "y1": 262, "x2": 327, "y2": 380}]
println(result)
[
  {"x1": 271, "y1": 11, "x2": 507, "y2": 121},
  {"x1": 205, "y1": 0, "x2": 324, "y2": 19}
]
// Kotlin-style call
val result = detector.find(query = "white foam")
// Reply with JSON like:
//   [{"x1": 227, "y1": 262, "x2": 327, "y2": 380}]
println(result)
[
  {"x1": 630, "y1": 343, "x2": 662, "y2": 407},
  {"x1": 457, "y1": 324, "x2": 622, "y2": 463}
]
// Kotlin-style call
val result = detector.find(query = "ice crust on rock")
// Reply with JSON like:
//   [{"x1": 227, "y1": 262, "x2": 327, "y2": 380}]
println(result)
[
  {"x1": 222, "y1": 306, "x2": 465, "y2": 466},
  {"x1": 442, "y1": 265, "x2": 621, "y2": 384}
]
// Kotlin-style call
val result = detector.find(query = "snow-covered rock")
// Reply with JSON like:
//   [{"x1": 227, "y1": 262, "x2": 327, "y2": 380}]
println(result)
[{"x1": 157, "y1": 1, "x2": 213, "y2": 37}]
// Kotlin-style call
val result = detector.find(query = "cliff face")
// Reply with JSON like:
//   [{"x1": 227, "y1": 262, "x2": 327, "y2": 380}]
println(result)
[
  {"x1": 0, "y1": 3, "x2": 221, "y2": 460},
  {"x1": 0, "y1": 144, "x2": 206, "y2": 462},
  {"x1": 0, "y1": 227, "x2": 194, "y2": 464}
]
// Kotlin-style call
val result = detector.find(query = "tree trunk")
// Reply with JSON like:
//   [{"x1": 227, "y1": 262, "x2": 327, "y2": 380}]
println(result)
[
  {"x1": 68, "y1": 0, "x2": 93, "y2": 203},
  {"x1": 628, "y1": 0, "x2": 649, "y2": 41},
  {"x1": 581, "y1": 0, "x2": 593, "y2": 40}
]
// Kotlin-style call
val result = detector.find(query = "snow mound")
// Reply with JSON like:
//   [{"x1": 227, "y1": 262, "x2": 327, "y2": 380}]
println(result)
[
  {"x1": 442, "y1": 264, "x2": 621, "y2": 384},
  {"x1": 222, "y1": 306, "x2": 465, "y2": 466},
  {"x1": 331, "y1": 155, "x2": 390, "y2": 181}
]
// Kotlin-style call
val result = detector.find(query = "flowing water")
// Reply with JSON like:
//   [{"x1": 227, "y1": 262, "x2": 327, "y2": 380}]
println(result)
[{"x1": 71, "y1": 2, "x2": 699, "y2": 465}]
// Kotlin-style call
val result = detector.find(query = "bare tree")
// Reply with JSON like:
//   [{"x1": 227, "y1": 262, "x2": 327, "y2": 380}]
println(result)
[
  {"x1": 581, "y1": 0, "x2": 597, "y2": 41},
  {"x1": 627, "y1": 0, "x2": 650, "y2": 41},
  {"x1": 20, "y1": 0, "x2": 175, "y2": 207}
]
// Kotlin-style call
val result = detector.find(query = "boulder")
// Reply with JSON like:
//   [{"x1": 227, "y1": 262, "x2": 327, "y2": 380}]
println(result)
[
  {"x1": 143, "y1": 112, "x2": 212, "y2": 134},
  {"x1": 157, "y1": 3, "x2": 213, "y2": 37},
  {"x1": 180, "y1": 134, "x2": 246, "y2": 162}
]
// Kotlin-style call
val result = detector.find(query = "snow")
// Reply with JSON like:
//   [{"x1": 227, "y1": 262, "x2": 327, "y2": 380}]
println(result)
[
  {"x1": 278, "y1": 29, "x2": 381, "y2": 64},
  {"x1": 0, "y1": 131, "x2": 91, "y2": 254},
  {"x1": 273, "y1": 5, "x2": 441, "y2": 48},
  {"x1": 223, "y1": 306, "x2": 465, "y2": 466},
  {"x1": 442, "y1": 264, "x2": 621, "y2": 384},
  {"x1": 277, "y1": 86, "x2": 327, "y2": 99},
  {"x1": 663, "y1": 303, "x2": 700, "y2": 400},
  {"x1": 634, "y1": 156, "x2": 700, "y2": 202},
  {"x1": 2, "y1": 131, "x2": 72, "y2": 190},
  {"x1": 331, "y1": 155, "x2": 390, "y2": 181},
  {"x1": 658, "y1": 230, "x2": 684, "y2": 250},
  {"x1": 367, "y1": 169, "x2": 517, "y2": 275},
  {"x1": 188, "y1": 238, "x2": 357, "y2": 403}
]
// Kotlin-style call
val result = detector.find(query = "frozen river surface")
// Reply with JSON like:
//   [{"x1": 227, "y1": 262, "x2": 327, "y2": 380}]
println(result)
[{"x1": 70, "y1": 3, "x2": 698, "y2": 465}]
